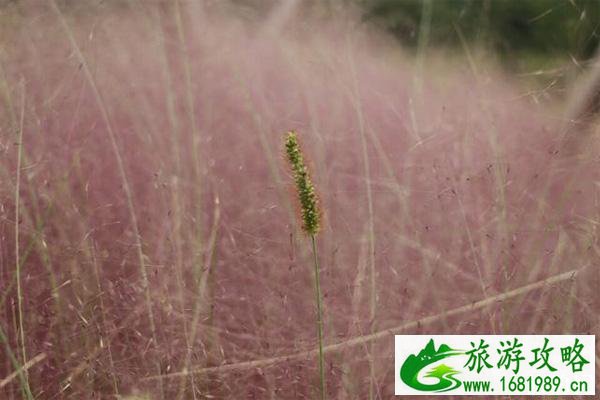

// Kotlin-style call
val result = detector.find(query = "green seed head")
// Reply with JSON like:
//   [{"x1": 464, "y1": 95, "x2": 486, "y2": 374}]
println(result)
[{"x1": 284, "y1": 131, "x2": 321, "y2": 235}]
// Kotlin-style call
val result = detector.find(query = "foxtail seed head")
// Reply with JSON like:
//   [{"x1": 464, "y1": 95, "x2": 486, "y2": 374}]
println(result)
[{"x1": 284, "y1": 131, "x2": 321, "y2": 235}]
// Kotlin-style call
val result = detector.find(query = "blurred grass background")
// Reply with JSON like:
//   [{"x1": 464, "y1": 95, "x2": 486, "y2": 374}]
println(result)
[
  {"x1": 3, "y1": 0, "x2": 600, "y2": 72},
  {"x1": 360, "y1": 0, "x2": 600, "y2": 72},
  {"x1": 1, "y1": 1, "x2": 599, "y2": 398}
]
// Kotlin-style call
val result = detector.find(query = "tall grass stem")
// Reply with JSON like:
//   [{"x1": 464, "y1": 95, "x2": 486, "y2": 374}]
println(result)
[
  {"x1": 14, "y1": 80, "x2": 28, "y2": 390},
  {"x1": 311, "y1": 235, "x2": 326, "y2": 400}
]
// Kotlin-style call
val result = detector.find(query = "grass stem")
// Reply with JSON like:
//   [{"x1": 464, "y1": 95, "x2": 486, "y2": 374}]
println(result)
[
  {"x1": 311, "y1": 235, "x2": 326, "y2": 400},
  {"x1": 14, "y1": 80, "x2": 28, "y2": 396}
]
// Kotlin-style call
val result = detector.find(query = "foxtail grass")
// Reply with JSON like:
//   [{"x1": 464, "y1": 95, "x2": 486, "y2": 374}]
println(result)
[{"x1": 284, "y1": 130, "x2": 325, "y2": 400}]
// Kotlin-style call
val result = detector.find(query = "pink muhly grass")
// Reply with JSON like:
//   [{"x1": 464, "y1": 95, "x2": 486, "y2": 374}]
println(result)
[{"x1": 0, "y1": 2, "x2": 598, "y2": 399}]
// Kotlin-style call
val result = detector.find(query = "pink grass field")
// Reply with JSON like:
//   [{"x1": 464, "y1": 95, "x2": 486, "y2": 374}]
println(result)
[{"x1": 0, "y1": 1, "x2": 599, "y2": 399}]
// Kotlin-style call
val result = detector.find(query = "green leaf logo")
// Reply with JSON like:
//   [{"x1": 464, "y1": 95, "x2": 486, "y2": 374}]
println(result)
[{"x1": 400, "y1": 339, "x2": 464, "y2": 392}]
